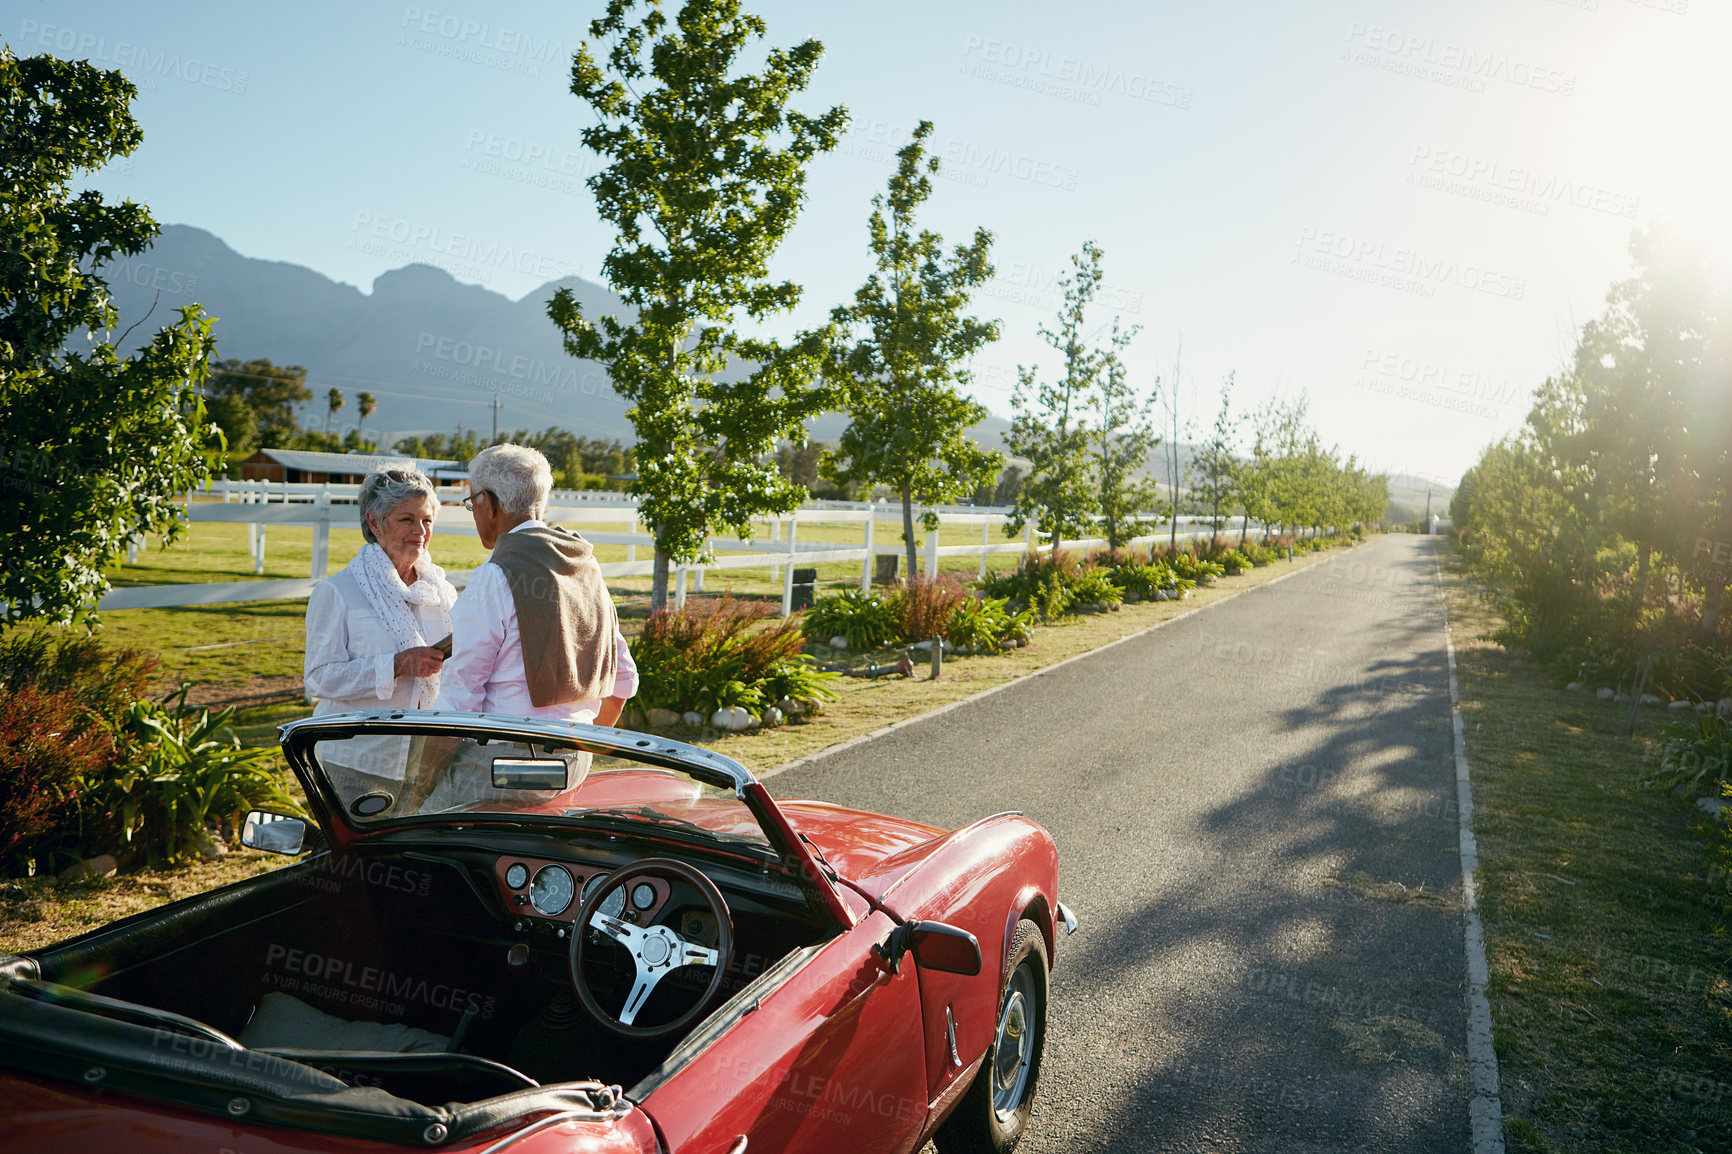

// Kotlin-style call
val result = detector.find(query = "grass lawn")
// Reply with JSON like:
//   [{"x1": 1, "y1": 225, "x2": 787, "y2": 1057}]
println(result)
[
  {"x1": 1438, "y1": 539, "x2": 1732, "y2": 1153},
  {"x1": 1, "y1": 534, "x2": 1361, "y2": 955}
]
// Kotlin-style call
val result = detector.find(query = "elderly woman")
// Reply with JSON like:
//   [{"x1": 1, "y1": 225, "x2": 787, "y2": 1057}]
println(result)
[{"x1": 304, "y1": 467, "x2": 458, "y2": 799}]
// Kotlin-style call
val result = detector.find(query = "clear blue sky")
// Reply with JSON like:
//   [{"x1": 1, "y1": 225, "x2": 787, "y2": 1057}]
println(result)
[{"x1": 15, "y1": 0, "x2": 1725, "y2": 486}]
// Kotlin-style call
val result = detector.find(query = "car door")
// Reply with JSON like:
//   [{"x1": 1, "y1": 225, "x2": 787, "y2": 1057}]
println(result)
[{"x1": 638, "y1": 909, "x2": 931, "y2": 1154}]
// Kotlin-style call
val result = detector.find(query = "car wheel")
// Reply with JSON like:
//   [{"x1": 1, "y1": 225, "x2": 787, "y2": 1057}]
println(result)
[{"x1": 934, "y1": 918, "x2": 1049, "y2": 1154}]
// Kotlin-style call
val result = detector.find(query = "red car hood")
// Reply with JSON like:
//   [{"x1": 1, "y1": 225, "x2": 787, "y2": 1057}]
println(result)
[{"x1": 774, "y1": 800, "x2": 950, "y2": 903}]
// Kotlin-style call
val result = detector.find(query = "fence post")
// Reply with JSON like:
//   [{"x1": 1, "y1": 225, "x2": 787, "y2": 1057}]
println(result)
[
  {"x1": 781, "y1": 518, "x2": 799, "y2": 615},
  {"x1": 861, "y1": 515, "x2": 874, "y2": 592},
  {"x1": 310, "y1": 493, "x2": 331, "y2": 579},
  {"x1": 255, "y1": 522, "x2": 267, "y2": 575},
  {"x1": 924, "y1": 526, "x2": 938, "y2": 578},
  {"x1": 769, "y1": 517, "x2": 781, "y2": 583},
  {"x1": 979, "y1": 520, "x2": 989, "y2": 579}
]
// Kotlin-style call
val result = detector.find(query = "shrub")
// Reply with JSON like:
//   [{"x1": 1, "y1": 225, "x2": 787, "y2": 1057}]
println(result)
[
  {"x1": 1169, "y1": 553, "x2": 1226, "y2": 583},
  {"x1": 946, "y1": 595, "x2": 1033, "y2": 653},
  {"x1": 981, "y1": 551, "x2": 1084, "y2": 620},
  {"x1": 886, "y1": 577, "x2": 969, "y2": 643},
  {"x1": 83, "y1": 690, "x2": 299, "y2": 867},
  {"x1": 1105, "y1": 561, "x2": 1169, "y2": 601},
  {"x1": 0, "y1": 684, "x2": 118, "y2": 876},
  {"x1": 1219, "y1": 548, "x2": 1252, "y2": 575},
  {"x1": 1645, "y1": 711, "x2": 1732, "y2": 798},
  {"x1": 802, "y1": 590, "x2": 901, "y2": 651},
  {"x1": 0, "y1": 632, "x2": 159, "y2": 718},
  {"x1": 636, "y1": 596, "x2": 836, "y2": 720}
]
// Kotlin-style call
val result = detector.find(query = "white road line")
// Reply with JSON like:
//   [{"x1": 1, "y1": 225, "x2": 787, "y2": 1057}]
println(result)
[
  {"x1": 1433, "y1": 544, "x2": 1507, "y2": 1154},
  {"x1": 761, "y1": 550, "x2": 1340, "y2": 782}
]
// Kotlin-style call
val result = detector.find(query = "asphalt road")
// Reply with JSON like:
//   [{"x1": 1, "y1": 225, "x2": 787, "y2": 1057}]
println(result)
[{"x1": 771, "y1": 535, "x2": 1468, "y2": 1154}]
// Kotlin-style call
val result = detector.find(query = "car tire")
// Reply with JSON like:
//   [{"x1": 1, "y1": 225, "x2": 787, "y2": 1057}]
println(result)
[{"x1": 934, "y1": 918, "x2": 1049, "y2": 1154}]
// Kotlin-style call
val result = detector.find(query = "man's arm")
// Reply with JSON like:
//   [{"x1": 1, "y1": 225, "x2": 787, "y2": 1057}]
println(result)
[{"x1": 594, "y1": 696, "x2": 628, "y2": 727}]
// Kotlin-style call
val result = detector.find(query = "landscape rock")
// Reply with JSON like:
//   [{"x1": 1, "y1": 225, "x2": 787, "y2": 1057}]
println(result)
[
  {"x1": 1718, "y1": 697, "x2": 1732, "y2": 720},
  {"x1": 1668, "y1": 699, "x2": 1696, "y2": 710},
  {"x1": 1639, "y1": 694, "x2": 1663, "y2": 706},
  {"x1": 1596, "y1": 687, "x2": 1616, "y2": 701},
  {"x1": 775, "y1": 698, "x2": 806, "y2": 717},
  {"x1": 682, "y1": 711, "x2": 704, "y2": 728},
  {"x1": 762, "y1": 706, "x2": 784, "y2": 727},
  {"x1": 1565, "y1": 682, "x2": 1581, "y2": 691},
  {"x1": 711, "y1": 706, "x2": 753, "y2": 732},
  {"x1": 1154, "y1": 590, "x2": 1172, "y2": 601},
  {"x1": 57, "y1": 854, "x2": 118, "y2": 882},
  {"x1": 646, "y1": 707, "x2": 681, "y2": 728},
  {"x1": 910, "y1": 639, "x2": 953, "y2": 652},
  {"x1": 828, "y1": 636, "x2": 850, "y2": 651}
]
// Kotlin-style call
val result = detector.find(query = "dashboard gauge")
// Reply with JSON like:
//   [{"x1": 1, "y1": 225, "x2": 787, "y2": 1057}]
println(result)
[
  {"x1": 631, "y1": 882, "x2": 656, "y2": 911},
  {"x1": 529, "y1": 865, "x2": 574, "y2": 916},
  {"x1": 584, "y1": 872, "x2": 625, "y2": 918},
  {"x1": 504, "y1": 862, "x2": 529, "y2": 889}
]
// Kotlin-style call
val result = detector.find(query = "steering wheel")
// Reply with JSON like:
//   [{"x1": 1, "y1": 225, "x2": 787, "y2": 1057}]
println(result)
[{"x1": 568, "y1": 857, "x2": 734, "y2": 1039}]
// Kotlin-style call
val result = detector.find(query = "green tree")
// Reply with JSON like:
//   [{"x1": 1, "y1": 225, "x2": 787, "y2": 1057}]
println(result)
[
  {"x1": 206, "y1": 358, "x2": 311, "y2": 447},
  {"x1": 1006, "y1": 242, "x2": 1106, "y2": 555},
  {"x1": 356, "y1": 390, "x2": 377, "y2": 441},
  {"x1": 206, "y1": 392, "x2": 258, "y2": 457},
  {"x1": 1192, "y1": 375, "x2": 1240, "y2": 542},
  {"x1": 324, "y1": 387, "x2": 343, "y2": 434},
  {"x1": 823, "y1": 120, "x2": 1002, "y2": 578},
  {"x1": 0, "y1": 48, "x2": 219, "y2": 629},
  {"x1": 548, "y1": 0, "x2": 847, "y2": 608},
  {"x1": 1091, "y1": 319, "x2": 1159, "y2": 548}
]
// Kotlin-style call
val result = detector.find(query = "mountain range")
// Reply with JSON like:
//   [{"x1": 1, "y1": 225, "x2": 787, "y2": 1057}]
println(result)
[{"x1": 100, "y1": 224, "x2": 1011, "y2": 451}]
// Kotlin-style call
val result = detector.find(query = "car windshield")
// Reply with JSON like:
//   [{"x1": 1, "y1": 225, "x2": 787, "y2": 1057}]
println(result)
[{"x1": 305, "y1": 732, "x2": 773, "y2": 853}]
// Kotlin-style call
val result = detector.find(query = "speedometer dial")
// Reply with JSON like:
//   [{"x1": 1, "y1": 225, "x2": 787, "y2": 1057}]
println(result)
[
  {"x1": 530, "y1": 865, "x2": 574, "y2": 916},
  {"x1": 583, "y1": 871, "x2": 625, "y2": 918}
]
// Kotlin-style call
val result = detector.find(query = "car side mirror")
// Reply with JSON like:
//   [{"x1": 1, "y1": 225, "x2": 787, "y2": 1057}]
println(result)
[
  {"x1": 906, "y1": 921, "x2": 983, "y2": 976},
  {"x1": 241, "y1": 810, "x2": 308, "y2": 855}
]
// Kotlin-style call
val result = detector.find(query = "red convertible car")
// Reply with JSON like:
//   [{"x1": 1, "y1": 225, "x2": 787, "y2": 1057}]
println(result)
[{"x1": 0, "y1": 712, "x2": 1072, "y2": 1153}]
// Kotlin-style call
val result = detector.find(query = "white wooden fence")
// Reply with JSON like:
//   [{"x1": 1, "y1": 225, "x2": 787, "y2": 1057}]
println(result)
[{"x1": 102, "y1": 483, "x2": 1260, "y2": 615}]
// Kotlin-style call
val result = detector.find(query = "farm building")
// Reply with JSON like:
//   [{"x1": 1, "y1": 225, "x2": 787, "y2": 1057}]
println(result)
[{"x1": 237, "y1": 449, "x2": 460, "y2": 484}]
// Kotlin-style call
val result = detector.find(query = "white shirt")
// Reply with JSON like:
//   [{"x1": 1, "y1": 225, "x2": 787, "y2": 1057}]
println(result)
[
  {"x1": 304, "y1": 566, "x2": 455, "y2": 781},
  {"x1": 432, "y1": 520, "x2": 638, "y2": 723},
  {"x1": 304, "y1": 568, "x2": 451, "y2": 711}
]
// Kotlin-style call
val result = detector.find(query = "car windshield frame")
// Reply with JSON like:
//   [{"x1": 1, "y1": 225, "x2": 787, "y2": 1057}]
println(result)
[{"x1": 277, "y1": 712, "x2": 853, "y2": 929}]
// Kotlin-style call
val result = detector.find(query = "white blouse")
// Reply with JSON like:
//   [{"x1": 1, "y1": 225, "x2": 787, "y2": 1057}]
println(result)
[{"x1": 303, "y1": 568, "x2": 452, "y2": 713}]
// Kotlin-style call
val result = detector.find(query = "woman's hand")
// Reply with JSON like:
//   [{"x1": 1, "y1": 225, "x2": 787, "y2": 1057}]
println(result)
[{"x1": 394, "y1": 646, "x2": 446, "y2": 679}]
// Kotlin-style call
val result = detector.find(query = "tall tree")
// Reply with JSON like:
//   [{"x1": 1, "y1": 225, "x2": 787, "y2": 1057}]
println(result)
[
  {"x1": 356, "y1": 390, "x2": 377, "y2": 439},
  {"x1": 822, "y1": 120, "x2": 1002, "y2": 579},
  {"x1": 1191, "y1": 374, "x2": 1241, "y2": 543},
  {"x1": 206, "y1": 358, "x2": 311, "y2": 447},
  {"x1": 0, "y1": 48, "x2": 218, "y2": 629},
  {"x1": 1006, "y1": 242, "x2": 1106, "y2": 555},
  {"x1": 548, "y1": 0, "x2": 847, "y2": 608},
  {"x1": 1091, "y1": 318, "x2": 1159, "y2": 548},
  {"x1": 324, "y1": 387, "x2": 343, "y2": 434}
]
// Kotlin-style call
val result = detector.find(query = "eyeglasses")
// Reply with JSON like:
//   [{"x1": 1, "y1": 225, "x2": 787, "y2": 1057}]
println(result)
[{"x1": 461, "y1": 490, "x2": 496, "y2": 512}]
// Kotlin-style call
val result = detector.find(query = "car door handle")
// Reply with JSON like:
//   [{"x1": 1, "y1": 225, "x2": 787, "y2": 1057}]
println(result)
[{"x1": 725, "y1": 1138, "x2": 748, "y2": 1154}]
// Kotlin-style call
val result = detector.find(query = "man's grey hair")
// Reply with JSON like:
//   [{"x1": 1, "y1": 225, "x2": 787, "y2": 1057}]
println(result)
[
  {"x1": 358, "y1": 466, "x2": 439, "y2": 544},
  {"x1": 468, "y1": 443, "x2": 552, "y2": 519}
]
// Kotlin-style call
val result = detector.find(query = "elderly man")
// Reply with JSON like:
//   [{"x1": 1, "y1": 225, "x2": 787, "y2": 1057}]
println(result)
[{"x1": 432, "y1": 443, "x2": 636, "y2": 725}]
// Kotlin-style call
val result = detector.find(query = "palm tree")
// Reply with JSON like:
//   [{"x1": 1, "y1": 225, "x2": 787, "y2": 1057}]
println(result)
[
  {"x1": 357, "y1": 391, "x2": 376, "y2": 442},
  {"x1": 325, "y1": 387, "x2": 344, "y2": 434}
]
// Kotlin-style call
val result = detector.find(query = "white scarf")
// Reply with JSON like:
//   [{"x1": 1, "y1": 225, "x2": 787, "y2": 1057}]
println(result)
[{"x1": 348, "y1": 543, "x2": 456, "y2": 708}]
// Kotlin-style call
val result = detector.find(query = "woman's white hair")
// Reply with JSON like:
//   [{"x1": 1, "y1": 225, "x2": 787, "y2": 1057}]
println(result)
[
  {"x1": 468, "y1": 443, "x2": 552, "y2": 519},
  {"x1": 357, "y1": 466, "x2": 439, "y2": 544}
]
